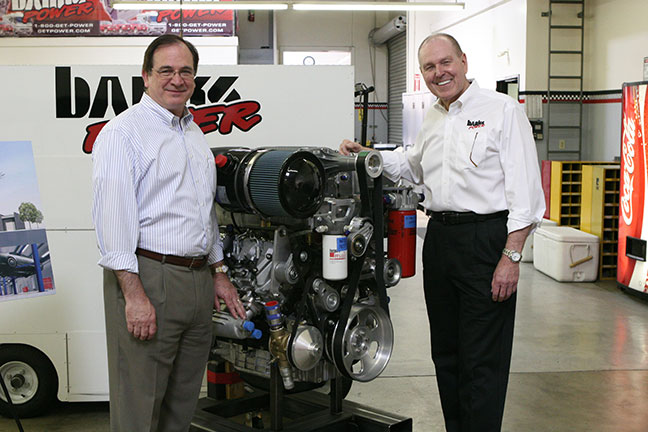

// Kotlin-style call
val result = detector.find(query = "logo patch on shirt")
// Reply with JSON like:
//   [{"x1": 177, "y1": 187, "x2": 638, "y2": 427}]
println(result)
[{"x1": 467, "y1": 120, "x2": 485, "y2": 129}]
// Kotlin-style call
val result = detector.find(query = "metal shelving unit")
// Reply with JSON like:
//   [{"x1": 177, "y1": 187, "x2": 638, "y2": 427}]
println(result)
[
  {"x1": 581, "y1": 165, "x2": 620, "y2": 280},
  {"x1": 549, "y1": 161, "x2": 612, "y2": 228}
]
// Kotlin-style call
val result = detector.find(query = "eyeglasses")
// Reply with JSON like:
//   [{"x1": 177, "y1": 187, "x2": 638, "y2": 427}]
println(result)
[{"x1": 154, "y1": 67, "x2": 195, "y2": 80}]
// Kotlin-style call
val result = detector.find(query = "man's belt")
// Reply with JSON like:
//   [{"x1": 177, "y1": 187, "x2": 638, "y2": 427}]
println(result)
[
  {"x1": 135, "y1": 248, "x2": 208, "y2": 269},
  {"x1": 426, "y1": 210, "x2": 508, "y2": 225}
]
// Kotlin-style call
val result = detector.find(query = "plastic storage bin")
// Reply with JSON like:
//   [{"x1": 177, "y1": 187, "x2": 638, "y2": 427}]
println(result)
[
  {"x1": 521, "y1": 219, "x2": 558, "y2": 263},
  {"x1": 533, "y1": 226, "x2": 599, "y2": 282}
]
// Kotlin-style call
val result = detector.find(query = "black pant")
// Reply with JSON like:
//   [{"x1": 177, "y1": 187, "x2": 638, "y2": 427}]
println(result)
[{"x1": 422, "y1": 215, "x2": 515, "y2": 432}]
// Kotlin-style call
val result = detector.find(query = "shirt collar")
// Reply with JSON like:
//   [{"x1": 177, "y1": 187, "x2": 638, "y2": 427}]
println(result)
[
  {"x1": 140, "y1": 92, "x2": 194, "y2": 127},
  {"x1": 433, "y1": 79, "x2": 479, "y2": 113}
]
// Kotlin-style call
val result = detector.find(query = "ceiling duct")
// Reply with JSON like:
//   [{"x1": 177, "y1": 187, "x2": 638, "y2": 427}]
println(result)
[{"x1": 369, "y1": 15, "x2": 406, "y2": 45}]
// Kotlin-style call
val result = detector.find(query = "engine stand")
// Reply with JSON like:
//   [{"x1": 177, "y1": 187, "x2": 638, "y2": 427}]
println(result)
[{"x1": 190, "y1": 366, "x2": 412, "y2": 432}]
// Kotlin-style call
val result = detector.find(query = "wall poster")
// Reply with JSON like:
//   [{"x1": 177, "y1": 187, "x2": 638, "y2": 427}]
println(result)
[
  {"x1": 0, "y1": 0, "x2": 235, "y2": 37},
  {"x1": 0, "y1": 141, "x2": 56, "y2": 302}
]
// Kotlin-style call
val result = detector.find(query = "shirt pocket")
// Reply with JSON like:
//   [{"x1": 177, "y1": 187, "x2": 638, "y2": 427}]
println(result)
[
  {"x1": 191, "y1": 138, "x2": 215, "y2": 183},
  {"x1": 203, "y1": 153, "x2": 216, "y2": 189},
  {"x1": 458, "y1": 129, "x2": 488, "y2": 170}
]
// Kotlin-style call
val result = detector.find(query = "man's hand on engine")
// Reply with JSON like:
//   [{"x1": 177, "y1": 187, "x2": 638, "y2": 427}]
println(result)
[
  {"x1": 339, "y1": 139, "x2": 372, "y2": 156},
  {"x1": 213, "y1": 273, "x2": 246, "y2": 319}
]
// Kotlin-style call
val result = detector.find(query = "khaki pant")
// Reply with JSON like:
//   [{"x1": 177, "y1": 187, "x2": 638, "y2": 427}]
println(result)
[{"x1": 103, "y1": 255, "x2": 214, "y2": 432}]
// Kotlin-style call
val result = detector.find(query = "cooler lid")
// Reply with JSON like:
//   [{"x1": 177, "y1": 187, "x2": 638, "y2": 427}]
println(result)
[
  {"x1": 541, "y1": 218, "x2": 558, "y2": 227},
  {"x1": 535, "y1": 226, "x2": 599, "y2": 243}
]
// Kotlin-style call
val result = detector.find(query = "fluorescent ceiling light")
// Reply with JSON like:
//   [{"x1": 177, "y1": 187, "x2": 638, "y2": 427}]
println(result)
[
  {"x1": 112, "y1": 1, "x2": 289, "y2": 10},
  {"x1": 112, "y1": 1, "x2": 464, "y2": 11},
  {"x1": 292, "y1": 2, "x2": 465, "y2": 11}
]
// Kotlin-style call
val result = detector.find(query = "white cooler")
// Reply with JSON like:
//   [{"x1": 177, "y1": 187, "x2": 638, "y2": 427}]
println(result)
[
  {"x1": 521, "y1": 219, "x2": 558, "y2": 263},
  {"x1": 533, "y1": 226, "x2": 599, "y2": 282}
]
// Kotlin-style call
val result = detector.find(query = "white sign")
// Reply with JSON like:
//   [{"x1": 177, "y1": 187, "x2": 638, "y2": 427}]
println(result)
[{"x1": 0, "y1": 65, "x2": 354, "y2": 230}]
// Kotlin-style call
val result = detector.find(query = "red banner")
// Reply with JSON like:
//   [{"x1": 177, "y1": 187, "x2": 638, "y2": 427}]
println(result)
[{"x1": 0, "y1": 0, "x2": 234, "y2": 37}]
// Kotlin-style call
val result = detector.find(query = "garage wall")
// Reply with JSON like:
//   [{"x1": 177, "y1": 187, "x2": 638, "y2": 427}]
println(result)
[
  {"x1": 0, "y1": 36, "x2": 239, "y2": 66},
  {"x1": 0, "y1": 9, "x2": 390, "y2": 97},
  {"x1": 524, "y1": 0, "x2": 643, "y2": 161},
  {"x1": 583, "y1": 98, "x2": 622, "y2": 161},
  {"x1": 406, "y1": 0, "x2": 643, "y2": 162},
  {"x1": 584, "y1": 0, "x2": 648, "y2": 90},
  {"x1": 406, "y1": 0, "x2": 528, "y2": 93},
  {"x1": 276, "y1": 10, "x2": 391, "y2": 107},
  {"x1": 526, "y1": 0, "x2": 648, "y2": 91},
  {"x1": 237, "y1": 10, "x2": 275, "y2": 64}
]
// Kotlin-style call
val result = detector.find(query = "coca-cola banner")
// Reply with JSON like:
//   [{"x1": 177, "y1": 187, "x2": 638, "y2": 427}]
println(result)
[
  {"x1": 0, "y1": 0, "x2": 234, "y2": 37},
  {"x1": 618, "y1": 82, "x2": 648, "y2": 292}
]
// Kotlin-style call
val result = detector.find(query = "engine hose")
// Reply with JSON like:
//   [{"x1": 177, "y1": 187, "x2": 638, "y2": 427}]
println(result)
[
  {"x1": 371, "y1": 174, "x2": 389, "y2": 314},
  {"x1": 330, "y1": 157, "x2": 390, "y2": 378},
  {"x1": 356, "y1": 152, "x2": 372, "y2": 218},
  {"x1": 355, "y1": 154, "x2": 389, "y2": 313},
  {"x1": 0, "y1": 373, "x2": 25, "y2": 432}
]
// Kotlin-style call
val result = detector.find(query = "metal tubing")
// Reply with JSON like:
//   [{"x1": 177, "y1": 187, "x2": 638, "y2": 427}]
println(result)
[
  {"x1": 31, "y1": 243, "x2": 44, "y2": 292},
  {"x1": 329, "y1": 377, "x2": 343, "y2": 415},
  {"x1": 361, "y1": 90, "x2": 369, "y2": 147},
  {"x1": 270, "y1": 363, "x2": 283, "y2": 431}
]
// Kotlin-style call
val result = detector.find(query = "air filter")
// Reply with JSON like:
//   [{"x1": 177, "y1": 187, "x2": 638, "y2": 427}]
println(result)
[{"x1": 248, "y1": 150, "x2": 324, "y2": 218}]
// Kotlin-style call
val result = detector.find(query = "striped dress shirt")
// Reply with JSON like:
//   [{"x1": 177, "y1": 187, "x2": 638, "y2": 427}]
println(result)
[{"x1": 92, "y1": 93, "x2": 222, "y2": 274}]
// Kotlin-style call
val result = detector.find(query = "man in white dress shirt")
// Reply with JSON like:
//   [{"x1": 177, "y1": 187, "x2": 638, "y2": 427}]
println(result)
[
  {"x1": 341, "y1": 33, "x2": 545, "y2": 432},
  {"x1": 92, "y1": 35, "x2": 245, "y2": 432}
]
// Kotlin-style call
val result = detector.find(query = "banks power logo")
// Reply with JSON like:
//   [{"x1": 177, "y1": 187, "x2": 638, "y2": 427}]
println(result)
[
  {"x1": 54, "y1": 67, "x2": 263, "y2": 154},
  {"x1": 10, "y1": 0, "x2": 103, "y2": 21},
  {"x1": 467, "y1": 120, "x2": 485, "y2": 129}
]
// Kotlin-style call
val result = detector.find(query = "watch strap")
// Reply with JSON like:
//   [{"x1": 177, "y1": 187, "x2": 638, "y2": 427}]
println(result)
[
  {"x1": 212, "y1": 264, "x2": 229, "y2": 274},
  {"x1": 502, "y1": 248, "x2": 522, "y2": 263}
]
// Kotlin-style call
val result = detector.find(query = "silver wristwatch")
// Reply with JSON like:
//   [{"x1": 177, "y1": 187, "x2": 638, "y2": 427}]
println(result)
[
  {"x1": 502, "y1": 248, "x2": 522, "y2": 263},
  {"x1": 212, "y1": 264, "x2": 229, "y2": 274}
]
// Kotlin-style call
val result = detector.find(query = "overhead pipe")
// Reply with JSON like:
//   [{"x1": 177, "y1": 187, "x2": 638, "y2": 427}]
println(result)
[{"x1": 369, "y1": 15, "x2": 406, "y2": 45}]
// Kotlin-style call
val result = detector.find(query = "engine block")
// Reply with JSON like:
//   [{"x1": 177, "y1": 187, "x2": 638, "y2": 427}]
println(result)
[{"x1": 210, "y1": 146, "x2": 417, "y2": 391}]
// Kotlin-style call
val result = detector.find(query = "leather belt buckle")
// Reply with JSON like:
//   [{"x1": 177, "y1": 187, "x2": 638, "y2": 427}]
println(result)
[
  {"x1": 136, "y1": 248, "x2": 206, "y2": 269},
  {"x1": 441, "y1": 212, "x2": 460, "y2": 225},
  {"x1": 189, "y1": 257, "x2": 203, "y2": 269}
]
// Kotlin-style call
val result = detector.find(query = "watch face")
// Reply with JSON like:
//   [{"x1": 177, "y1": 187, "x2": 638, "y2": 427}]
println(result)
[
  {"x1": 503, "y1": 249, "x2": 522, "y2": 263},
  {"x1": 215, "y1": 264, "x2": 229, "y2": 273}
]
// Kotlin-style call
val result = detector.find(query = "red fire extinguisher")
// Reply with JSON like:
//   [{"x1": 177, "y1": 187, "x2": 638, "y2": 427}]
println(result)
[{"x1": 386, "y1": 189, "x2": 419, "y2": 278}]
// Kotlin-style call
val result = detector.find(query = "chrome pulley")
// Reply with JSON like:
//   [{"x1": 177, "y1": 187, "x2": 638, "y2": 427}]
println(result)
[
  {"x1": 289, "y1": 325, "x2": 324, "y2": 371},
  {"x1": 330, "y1": 304, "x2": 394, "y2": 382}
]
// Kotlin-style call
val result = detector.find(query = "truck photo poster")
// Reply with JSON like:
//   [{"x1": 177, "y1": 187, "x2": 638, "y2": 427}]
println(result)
[
  {"x1": 0, "y1": 141, "x2": 56, "y2": 302},
  {"x1": 0, "y1": 0, "x2": 234, "y2": 37}
]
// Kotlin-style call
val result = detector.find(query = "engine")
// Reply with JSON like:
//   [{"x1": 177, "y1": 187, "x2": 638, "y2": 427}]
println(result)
[{"x1": 210, "y1": 146, "x2": 419, "y2": 391}]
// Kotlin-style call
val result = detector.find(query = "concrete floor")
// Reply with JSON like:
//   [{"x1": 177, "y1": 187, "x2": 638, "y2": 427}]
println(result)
[{"x1": 2, "y1": 260, "x2": 648, "y2": 431}]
